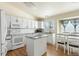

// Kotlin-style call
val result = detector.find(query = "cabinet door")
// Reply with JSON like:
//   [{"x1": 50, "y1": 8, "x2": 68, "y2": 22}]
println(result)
[
  {"x1": 34, "y1": 37, "x2": 47, "y2": 56},
  {"x1": 47, "y1": 34, "x2": 53, "y2": 44},
  {"x1": 6, "y1": 15, "x2": 11, "y2": 28},
  {"x1": 11, "y1": 16, "x2": 20, "y2": 28},
  {"x1": 11, "y1": 16, "x2": 17, "y2": 24},
  {"x1": 26, "y1": 38, "x2": 34, "y2": 56},
  {"x1": 12, "y1": 35, "x2": 23, "y2": 45},
  {"x1": 2, "y1": 44, "x2": 7, "y2": 56},
  {"x1": 18, "y1": 17, "x2": 23, "y2": 28},
  {"x1": 6, "y1": 40, "x2": 12, "y2": 51},
  {"x1": 22, "y1": 18, "x2": 26, "y2": 28}
]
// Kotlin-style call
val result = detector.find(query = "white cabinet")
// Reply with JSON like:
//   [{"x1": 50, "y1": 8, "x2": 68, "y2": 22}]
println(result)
[
  {"x1": 26, "y1": 35, "x2": 47, "y2": 56},
  {"x1": 18, "y1": 17, "x2": 23, "y2": 28},
  {"x1": 11, "y1": 16, "x2": 18, "y2": 28},
  {"x1": 2, "y1": 43, "x2": 7, "y2": 56},
  {"x1": 47, "y1": 34, "x2": 53, "y2": 44},
  {"x1": 0, "y1": 9, "x2": 7, "y2": 56},
  {"x1": 34, "y1": 37, "x2": 47, "y2": 56},
  {"x1": 47, "y1": 34, "x2": 55, "y2": 45},
  {"x1": 6, "y1": 40, "x2": 12, "y2": 51},
  {"x1": 11, "y1": 16, "x2": 23, "y2": 28},
  {"x1": 6, "y1": 15, "x2": 11, "y2": 29},
  {"x1": 11, "y1": 34, "x2": 24, "y2": 50}
]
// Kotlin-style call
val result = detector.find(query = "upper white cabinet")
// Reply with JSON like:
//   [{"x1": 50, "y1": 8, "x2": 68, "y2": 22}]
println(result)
[
  {"x1": 11, "y1": 16, "x2": 20, "y2": 28},
  {"x1": 10, "y1": 16, "x2": 25, "y2": 29},
  {"x1": 25, "y1": 19, "x2": 38, "y2": 29},
  {"x1": 6, "y1": 15, "x2": 11, "y2": 29},
  {"x1": 17, "y1": 17, "x2": 23, "y2": 28},
  {"x1": 11, "y1": 16, "x2": 17, "y2": 24},
  {"x1": 22, "y1": 18, "x2": 27, "y2": 28}
]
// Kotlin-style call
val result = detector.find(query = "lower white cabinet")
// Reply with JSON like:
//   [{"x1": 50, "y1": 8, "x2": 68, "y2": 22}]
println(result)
[
  {"x1": 6, "y1": 35, "x2": 25, "y2": 51},
  {"x1": 2, "y1": 47, "x2": 7, "y2": 56},
  {"x1": 34, "y1": 37, "x2": 47, "y2": 56},
  {"x1": 26, "y1": 35, "x2": 47, "y2": 56},
  {"x1": 47, "y1": 34, "x2": 53, "y2": 44},
  {"x1": 11, "y1": 34, "x2": 24, "y2": 50},
  {"x1": 1, "y1": 42, "x2": 7, "y2": 56},
  {"x1": 6, "y1": 40, "x2": 12, "y2": 51},
  {"x1": 47, "y1": 33, "x2": 55, "y2": 45}
]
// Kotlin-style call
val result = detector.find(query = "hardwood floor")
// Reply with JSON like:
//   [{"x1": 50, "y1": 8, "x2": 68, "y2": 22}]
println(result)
[
  {"x1": 47, "y1": 43, "x2": 79, "y2": 56},
  {"x1": 47, "y1": 43, "x2": 68, "y2": 56},
  {"x1": 6, "y1": 44, "x2": 78, "y2": 56},
  {"x1": 6, "y1": 46, "x2": 27, "y2": 56},
  {"x1": 6, "y1": 46, "x2": 47, "y2": 56}
]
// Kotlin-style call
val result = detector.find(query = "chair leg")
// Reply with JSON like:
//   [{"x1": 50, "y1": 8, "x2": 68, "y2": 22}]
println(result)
[
  {"x1": 56, "y1": 43, "x2": 58, "y2": 50},
  {"x1": 70, "y1": 47, "x2": 72, "y2": 55},
  {"x1": 64, "y1": 45, "x2": 65, "y2": 54},
  {"x1": 67, "y1": 46, "x2": 70, "y2": 55},
  {"x1": 78, "y1": 49, "x2": 79, "y2": 56}
]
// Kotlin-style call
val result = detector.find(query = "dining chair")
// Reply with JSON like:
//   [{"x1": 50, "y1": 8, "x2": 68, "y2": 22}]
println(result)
[
  {"x1": 67, "y1": 36, "x2": 79, "y2": 55},
  {"x1": 55, "y1": 34, "x2": 67, "y2": 53}
]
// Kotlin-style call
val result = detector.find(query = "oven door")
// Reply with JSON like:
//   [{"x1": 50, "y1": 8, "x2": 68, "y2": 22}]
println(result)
[{"x1": 12, "y1": 35, "x2": 24, "y2": 46}]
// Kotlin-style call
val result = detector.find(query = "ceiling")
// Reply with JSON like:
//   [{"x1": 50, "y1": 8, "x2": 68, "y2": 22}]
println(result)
[{"x1": 9, "y1": 2, "x2": 79, "y2": 19}]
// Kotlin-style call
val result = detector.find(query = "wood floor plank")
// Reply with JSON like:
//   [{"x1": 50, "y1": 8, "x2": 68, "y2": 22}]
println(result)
[
  {"x1": 6, "y1": 46, "x2": 27, "y2": 56},
  {"x1": 6, "y1": 45, "x2": 46, "y2": 56},
  {"x1": 47, "y1": 43, "x2": 79, "y2": 56},
  {"x1": 6, "y1": 44, "x2": 78, "y2": 56}
]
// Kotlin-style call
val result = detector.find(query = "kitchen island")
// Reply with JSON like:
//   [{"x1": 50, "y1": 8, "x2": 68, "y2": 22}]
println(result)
[{"x1": 25, "y1": 33, "x2": 48, "y2": 56}]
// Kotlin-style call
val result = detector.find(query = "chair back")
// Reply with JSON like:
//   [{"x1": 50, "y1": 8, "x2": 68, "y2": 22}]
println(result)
[
  {"x1": 68, "y1": 36, "x2": 79, "y2": 46},
  {"x1": 56, "y1": 34, "x2": 67, "y2": 43}
]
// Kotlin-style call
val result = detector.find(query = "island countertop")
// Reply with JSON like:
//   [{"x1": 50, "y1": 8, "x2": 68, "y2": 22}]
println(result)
[{"x1": 25, "y1": 33, "x2": 49, "y2": 39}]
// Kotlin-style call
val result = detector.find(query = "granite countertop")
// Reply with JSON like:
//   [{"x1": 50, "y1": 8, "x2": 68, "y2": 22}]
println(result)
[{"x1": 25, "y1": 33, "x2": 49, "y2": 39}]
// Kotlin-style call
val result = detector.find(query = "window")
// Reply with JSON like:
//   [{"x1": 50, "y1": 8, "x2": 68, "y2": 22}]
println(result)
[
  {"x1": 60, "y1": 19, "x2": 79, "y2": 33},
  {"x1": 43, "y1": 20, "x2": 54, "y2": 32}
]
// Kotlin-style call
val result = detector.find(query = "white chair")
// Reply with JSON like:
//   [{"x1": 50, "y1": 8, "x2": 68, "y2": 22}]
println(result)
[
  {"x1": 56, "y1": 34, "x2": 67, "y2": 53},
  {"x1": 67, "y1": 36, "x2": 79, "y2": 55}
]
